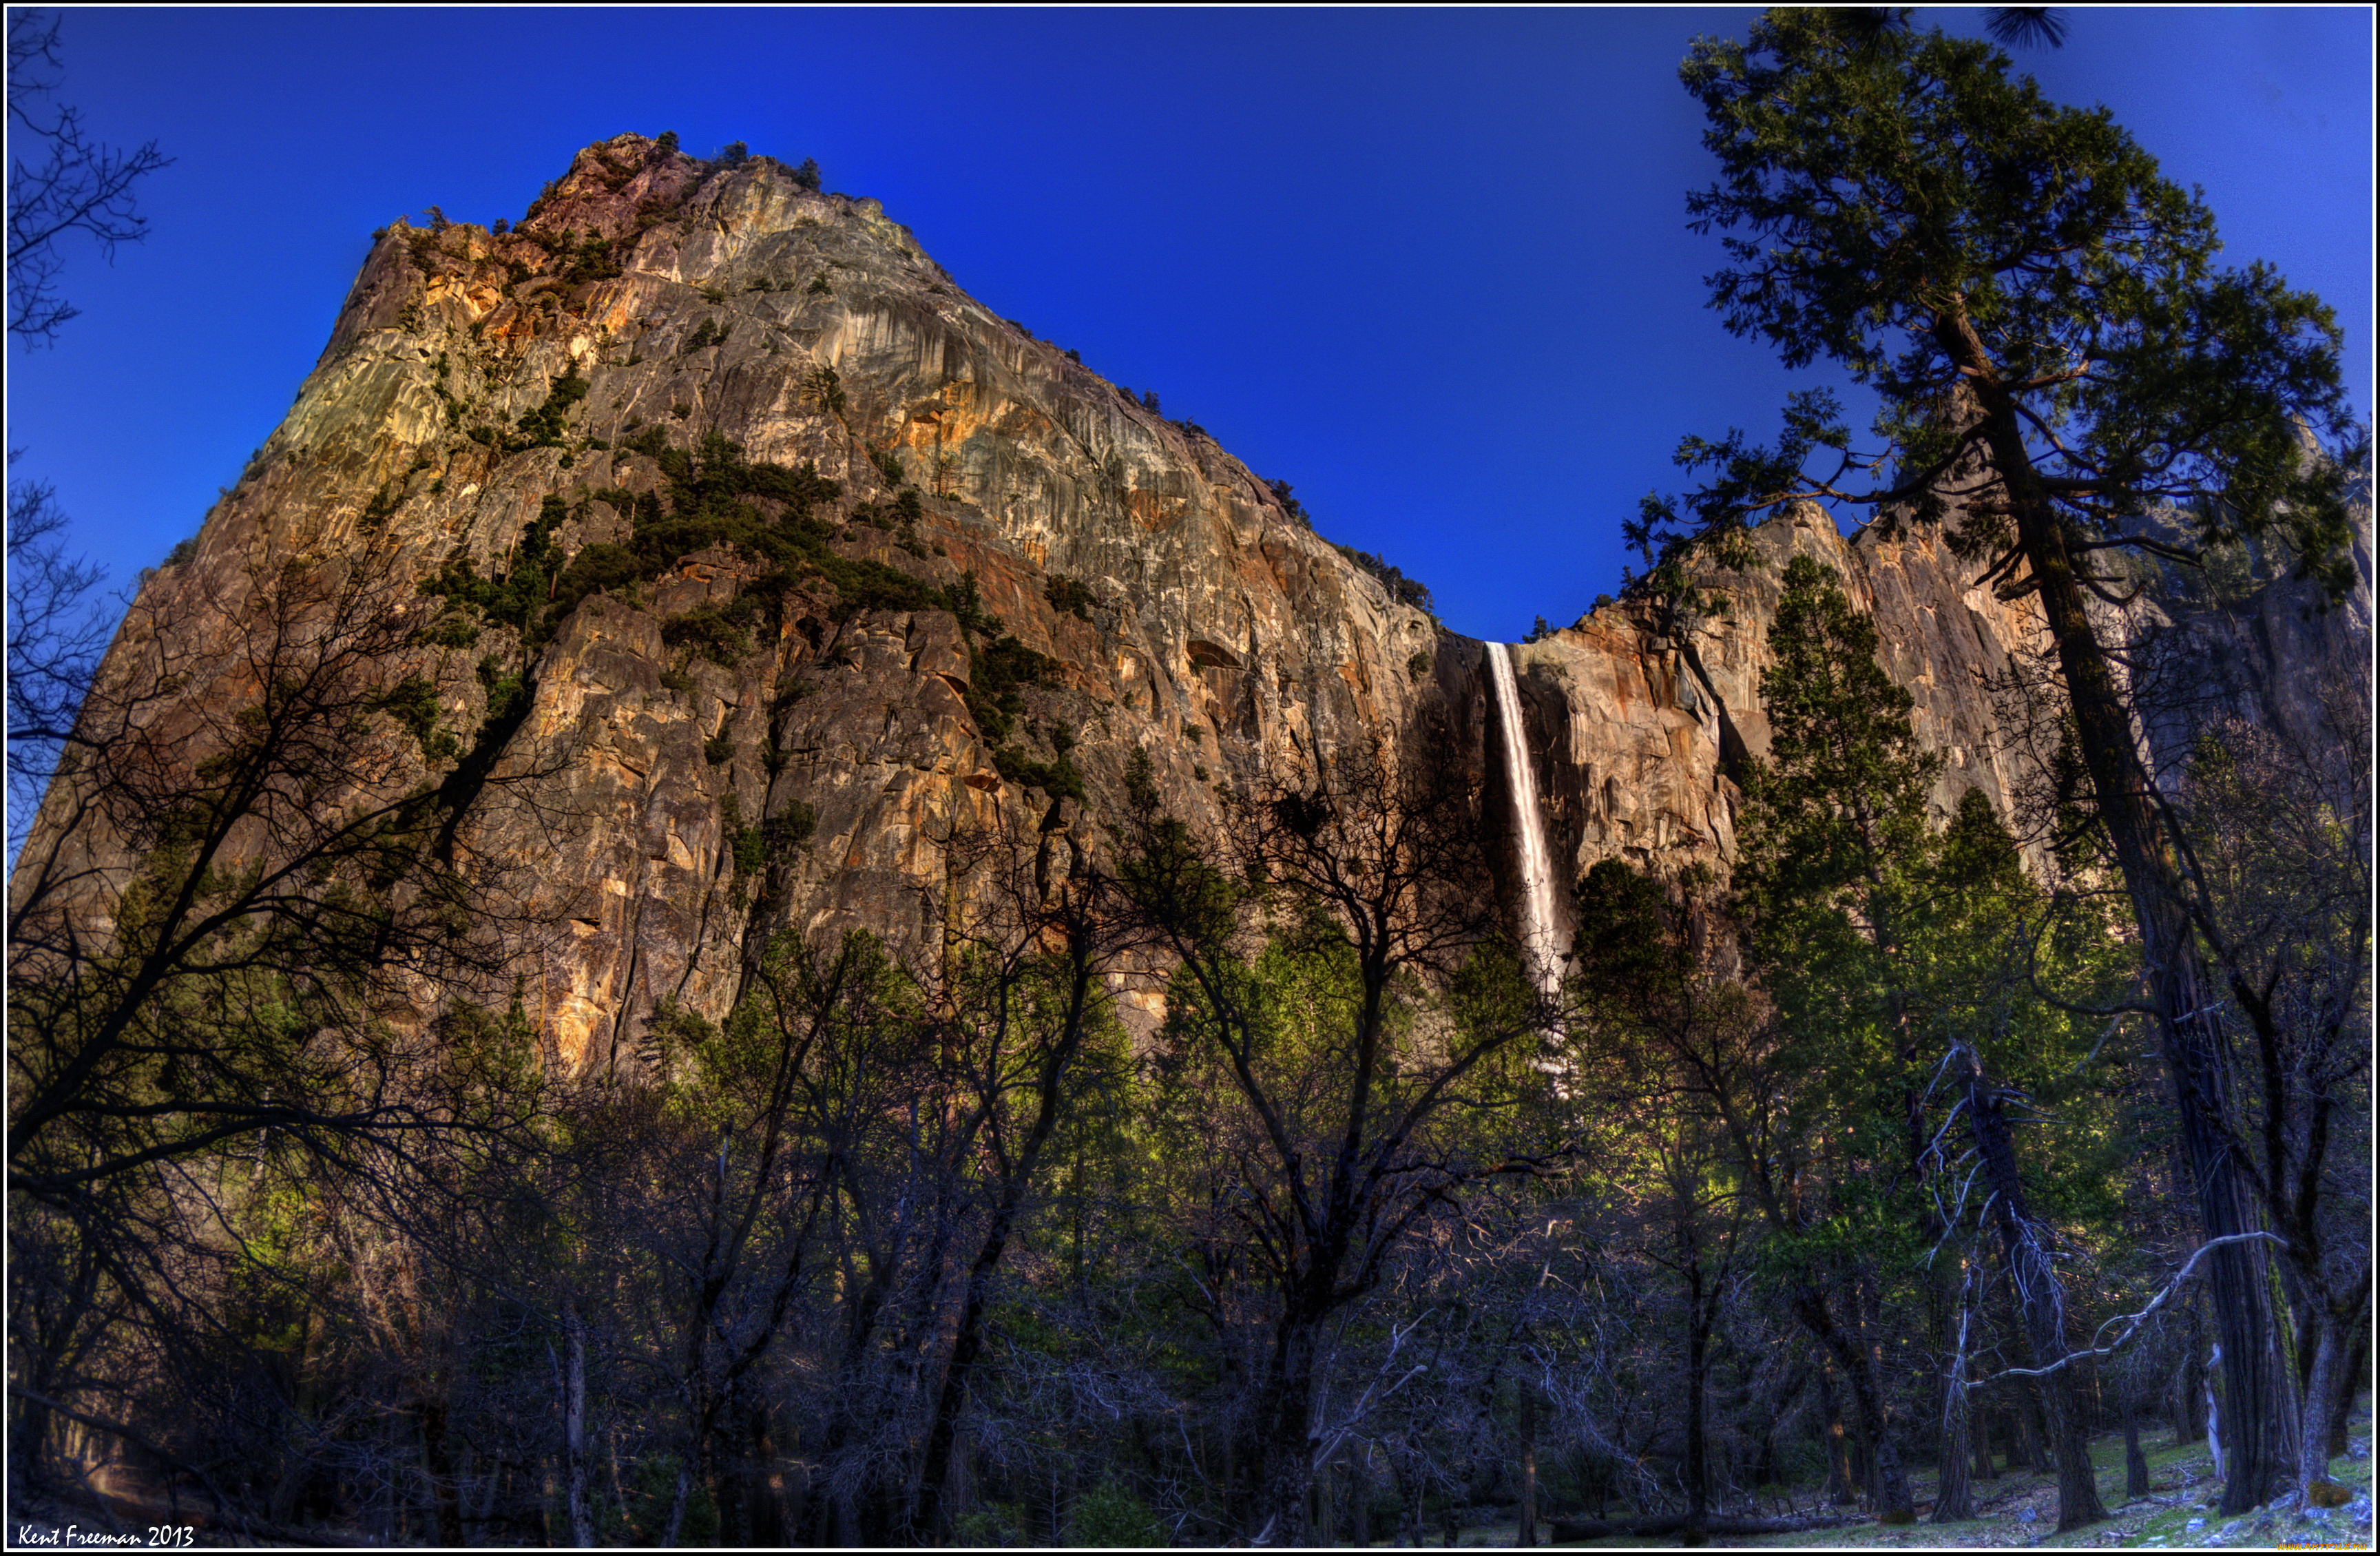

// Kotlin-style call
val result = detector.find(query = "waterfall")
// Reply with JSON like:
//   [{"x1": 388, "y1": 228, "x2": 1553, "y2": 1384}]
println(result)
[{"x1": 1486, "y1": 643, "x2": 1561, "y2": 997}]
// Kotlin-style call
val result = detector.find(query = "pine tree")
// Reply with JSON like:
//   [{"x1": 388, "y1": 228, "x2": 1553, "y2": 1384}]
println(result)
[
  {"x1": 1636, "y1": 12, "x2": 2362, "y2": 1508},
  {"x1": 1731, "y1": 554, "x2": 2123, "y2": 1530}
]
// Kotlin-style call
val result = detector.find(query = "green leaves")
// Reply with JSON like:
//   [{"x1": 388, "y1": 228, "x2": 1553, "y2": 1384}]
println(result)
[{"x1": 1655, "y1": 6, "x2": 2363, "y2": 603}]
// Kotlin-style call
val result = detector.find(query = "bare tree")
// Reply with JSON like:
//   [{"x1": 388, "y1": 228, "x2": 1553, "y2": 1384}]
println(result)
[
  {"x1": 908, "y1": 811, "x2": 1152, "y2": 1542},
  {"x1": 6, "y1": 544, "x2": 556, "y2": 1508},
  {"x1": 1118, "y1": 734, "x2": 1570, "y2": 1544},
  {"x1": 2171, "y1": 679, "x2": 2373, "y2": 1502},
  {"x1": 6, "y1": 464, "x2": 110, "y2": 861},
  {"x1": 8, "y1": 8, "x2": 173, "y2": 344}
]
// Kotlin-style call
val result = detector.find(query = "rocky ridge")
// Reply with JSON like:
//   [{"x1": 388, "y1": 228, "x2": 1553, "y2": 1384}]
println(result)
[{"x1": 37, "y1": 134, "x2": 2362, "y2": 1070}]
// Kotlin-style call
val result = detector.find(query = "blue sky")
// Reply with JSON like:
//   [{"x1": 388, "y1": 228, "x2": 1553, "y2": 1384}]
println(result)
[{"x1": 10, "y1": 6, "x2": 2372, "y2": 643}]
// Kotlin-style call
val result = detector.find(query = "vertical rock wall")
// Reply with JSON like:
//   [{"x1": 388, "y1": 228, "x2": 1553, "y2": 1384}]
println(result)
[{"x1": 24, "y1": 135, "x2": 2366, "y2": 1069}]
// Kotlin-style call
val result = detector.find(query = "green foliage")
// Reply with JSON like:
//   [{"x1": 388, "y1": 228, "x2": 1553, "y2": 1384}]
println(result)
[
  {"x1": 1733, "y1": 556, "x2": 1941, "y2": 923},
  {"x1": 965, "y1": 633, "x2": 1063, "y2": 747},
  {"x1": 653, "y1": 129, "x2": 680, "y2": 158},
  {"x1": 868, "y1": 444, "x2": 904, "y2": 486},
  {"x1": 422, "y1": 422, "x2": 999, "y2": 658},
  {"x1": 805, "y1": 364, "x2": 847, "y2": 419},
  {"x1": 1266, "y1": 478, "x2": 1311, "y2": 527},
  {"x1": 939, "y1": 570, "x2": 1002, "y2": 636},
  {"x1": 661, "y1": 592, "x2": 763, "y2": 665},
  {"x1": 764, "y1": 800, "x2": 815, "y2": 853},
  {"x1": 547, "y1": 541, "x2": 641, "y2": 622},
  {"x1": 435, "y1": 990, "x2": 547, "y2": 1124},
  {"x1": 1728, "y1": 548, "x2": 2131, "y2": 1257},
  {"x1": 368, "y1": 675, "x2": 458, "y2": 762},
  {"x1": 720, "y1": 792, "x2": 764, "y2": 882},
  {"x1": 419, "y1": 494, "x2": 569, "y2": 637},
  {"x1": 791, "y1": 156, "x2": 822, "y2": 192},
  {"x1": 1043, "y1": 574, "x2": 1096, "y2": 620},
  {"x1": 357, "y1": 484, "x2": 400, "y2": 534},
  {"x1": 1065, "y1": 1479, "x2": 1168, "y2": 1548},
  {"x1": 703, "y1": 733, "x2": 735, "y2": 766},
  {"x1": 410, "y1": 612, "x2": 480, "y2": 650},
  {"x1": 806, "y1": 273, "x2": 833, "y2": 296},
  {"x1": 716, "y1": 794, "x2": 816, "y2": 886},
  {"x1": 1636, "y1": 7, "x2": 2365, "y2": 603},
  {"x1": 682, "y1": 317, "x2": 725, "y2": 354},
  {"x1": 952, "y1": 1508, "x2": 1016, "y2": 1548},
  {"x1": 507, "y1": 369, "x2": 588, "y2": 450},
  {"x1": 554, "y1": 228, "x2": 620, "y2": 285},
  {"x1": 1333, "y1": 543, "x2": 1433, "y2": 612},
  {"x1": 992, "y1": 745, "x2": 1085, "y2": 805}
]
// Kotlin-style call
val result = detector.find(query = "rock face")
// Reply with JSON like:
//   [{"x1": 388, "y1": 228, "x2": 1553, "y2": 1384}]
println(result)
[{"x1": 28, "y1": 135, "x2": 2368, "y2": 1069}]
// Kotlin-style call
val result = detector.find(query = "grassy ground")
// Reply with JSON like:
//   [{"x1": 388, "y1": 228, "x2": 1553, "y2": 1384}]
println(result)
[{"x1": 1440, "y1": 1395, "x2": 2374, "y2": 1550}]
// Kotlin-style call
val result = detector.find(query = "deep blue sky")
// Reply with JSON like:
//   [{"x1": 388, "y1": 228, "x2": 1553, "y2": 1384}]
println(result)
[{"x1": 10, "y1": 6, "x2": 2372, "y2": 643}]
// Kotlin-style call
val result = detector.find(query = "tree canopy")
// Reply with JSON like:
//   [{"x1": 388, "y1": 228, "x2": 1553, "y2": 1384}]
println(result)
[{"x1": 1629, "y1": 6, "x2": 2364, "y2": 608}]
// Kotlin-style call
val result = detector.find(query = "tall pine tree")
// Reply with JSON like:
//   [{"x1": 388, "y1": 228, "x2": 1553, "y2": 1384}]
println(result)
[{"x1": 1633, "y1": 12, "x2": 2363, "y2": 1508}]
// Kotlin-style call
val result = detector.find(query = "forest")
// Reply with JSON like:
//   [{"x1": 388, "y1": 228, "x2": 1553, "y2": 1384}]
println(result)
[
  {"x1": 6, "y1": 6, "x2": 2372, "y2": 1551},
  {"x1": 6, "y1": 528, "x2": 2366, "y2": 1547}
]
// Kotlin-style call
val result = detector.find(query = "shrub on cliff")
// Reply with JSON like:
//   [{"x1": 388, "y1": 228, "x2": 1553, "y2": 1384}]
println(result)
[{"x1": 1333, "y1": 543, "x2": 1432, "y2": 612}]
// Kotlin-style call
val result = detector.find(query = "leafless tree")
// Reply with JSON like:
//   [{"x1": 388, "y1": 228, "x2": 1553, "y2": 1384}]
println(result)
[
  {"x1": 8, "y1": 9, "x2": 173, "y2": 344},
  {"x1": 6, "y1": 542, "x2": 559, "y2": 1511},
  {"x1": 6, "y1": 463, "x2": 110, "y2": 861},
  {"x1": 1116, "y1": 732, "x2": 1571, "y2": 1543}
]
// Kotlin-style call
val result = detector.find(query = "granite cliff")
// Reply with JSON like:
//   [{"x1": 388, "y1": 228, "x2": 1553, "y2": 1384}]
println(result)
[{"x1": 27, "y1": 134, "x2": 2363, "y2": 1070}]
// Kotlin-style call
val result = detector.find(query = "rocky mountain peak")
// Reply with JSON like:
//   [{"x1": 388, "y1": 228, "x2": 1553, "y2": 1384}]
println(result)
[{"x1": 28, "y1": 136, "x2": 2356, "y2": 1073}]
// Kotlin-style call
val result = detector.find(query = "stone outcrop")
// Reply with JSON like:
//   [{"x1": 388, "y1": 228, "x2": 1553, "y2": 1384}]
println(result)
[{"x1": 28, "y1": 134, "x2": 2367, "y2": 1070}]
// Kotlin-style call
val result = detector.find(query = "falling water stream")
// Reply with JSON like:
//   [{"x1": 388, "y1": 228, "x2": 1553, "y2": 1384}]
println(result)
[{"x1": 1485, "y1": 643, "x2": 1562, "y2": 999}]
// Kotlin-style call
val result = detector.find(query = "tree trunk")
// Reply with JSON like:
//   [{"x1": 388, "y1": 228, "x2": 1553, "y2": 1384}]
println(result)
[
  {"x1": 562, "y1": 1298, "x2": 594, "y2": 1549},
  {"x1": 419, "y1": 1394, "x2": 464, "y2": 1547},
  {"x1": 2293, "y1": 1305, "x2": 2363, "y2": 1501},
  {"x1": 2324, "y1": 1323, "x2": 2367, "y2": 1457},
  {"x1": 911, "y1": 951, "x2": 1099, "y2": 1543},
  {"x1": 1817, "y1": 1362, "x2": 1857, "y2": 1506},
  {"x1": 2008, "y1": 1385, "x2": 2040, "y2": 1472},
  {"x1": 1968, "y1": 1064, "x2": 2107, "y2": 1531},
  {"x1": 1684, "y1": 1287, "x2": 1711, "y2": 1542},
  {"x1": 1972, "y1": 339, "x2": 2293, "y2": 1517},
  {"x1": 1352, "y1": 1445, "x2": 1371, "y2": 1550},
  {"x1": 1797, "y1": 1289, "x2": 1912, "y2": 1515},
  {"x1": 2124, "y1": 1407, "x2": 2151, "y2": 1500},
  {"x1": 660, "y1": 1463, "x2": 689, "y2": 1548},
  {"x1": 1518, "y1": 1387, "x2": 1538, "y2": 1550},
  {"x1": 1933, "y1": 1294, "x2": 1975, "y2": 1524},
  {"x1": 1242, "y1": 1315, "x2": 1324, "y2": 1546},
  {"x1": 2174, "y1": 1322, "x2": 2207, "y2": 1445},
  {"x1": 738, "y1": 1393, "x2": 789, "y2": 1544}
]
